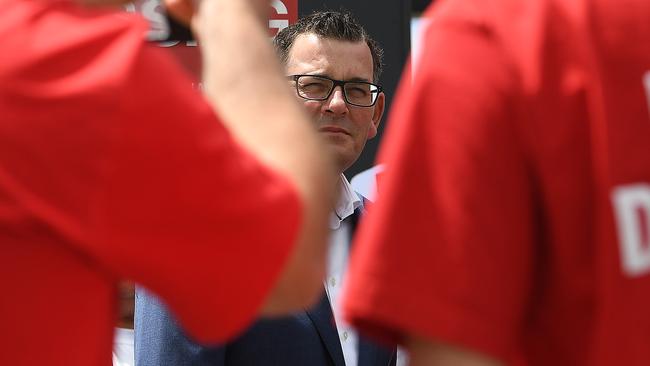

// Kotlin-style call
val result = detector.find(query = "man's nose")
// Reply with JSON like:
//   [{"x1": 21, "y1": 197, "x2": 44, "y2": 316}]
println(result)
[{"x1": 323, "y1": 86, "x2": 349, "y2": 115}]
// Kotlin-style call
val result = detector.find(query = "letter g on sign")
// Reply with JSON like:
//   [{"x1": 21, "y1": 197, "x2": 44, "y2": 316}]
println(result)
[{"x1": 269, "y1": 0, "x2": 289, "y2": 35}]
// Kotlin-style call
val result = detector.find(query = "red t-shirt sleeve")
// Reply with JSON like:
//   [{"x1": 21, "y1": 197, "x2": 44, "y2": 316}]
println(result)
[
  {"x1": 85, "y1": 38, "x2": 301, "y2": 342},
  {"x1": 3, "y1": 2, "x2": 301, "y2": 344},
  {"x1": 344, "y1": 6, "x2": 537, "y2": 360}
]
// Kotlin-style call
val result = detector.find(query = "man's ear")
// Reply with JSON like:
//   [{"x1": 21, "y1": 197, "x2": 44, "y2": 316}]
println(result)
[{"x1": 367, "y1": 92, "x2": 386, "y2": 139}]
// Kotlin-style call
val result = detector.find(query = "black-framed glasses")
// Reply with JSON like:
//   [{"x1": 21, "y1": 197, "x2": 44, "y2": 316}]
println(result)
[{"x1": 288, "y1": 75, "x2": 382, "y2": 107}]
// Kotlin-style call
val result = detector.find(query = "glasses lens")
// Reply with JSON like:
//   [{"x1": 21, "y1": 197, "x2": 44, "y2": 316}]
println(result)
[
  {"x1": 296, "y1": 76, "x2": 333, "y2": 100},
  {"x1": 344, "y1": 82, "x2": 378, "y2": 107}
]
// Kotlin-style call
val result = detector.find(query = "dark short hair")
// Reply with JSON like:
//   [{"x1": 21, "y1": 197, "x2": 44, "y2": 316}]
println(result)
[{"x1": 273, "y1": 10, "x2": 384, "y2": 83}]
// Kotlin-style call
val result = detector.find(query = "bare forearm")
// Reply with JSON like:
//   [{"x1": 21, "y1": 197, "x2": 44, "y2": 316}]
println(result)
[
  {"x1": 195, "y1": 1, "x2": 325, "y2": 174},
  {"x1": 193, "y1": 1, "x2": 335, "y2": 313}
]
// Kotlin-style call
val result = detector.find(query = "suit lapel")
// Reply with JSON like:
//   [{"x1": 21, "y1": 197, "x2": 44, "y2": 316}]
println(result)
[
  {"x1": 357, "y1": 337, "x2": 396, "y2": 366},
  {"x1": 305, "y1": 293, "x2": 347, "y2": 366},
  {"x1": 357, "y1": 337, "x2": 377, "y2": 366}
]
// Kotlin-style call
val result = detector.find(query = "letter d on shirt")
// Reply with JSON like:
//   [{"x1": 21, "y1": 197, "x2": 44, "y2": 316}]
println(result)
[{"x1": 612, "y1": 184, "x2": 650, "y2": 277}]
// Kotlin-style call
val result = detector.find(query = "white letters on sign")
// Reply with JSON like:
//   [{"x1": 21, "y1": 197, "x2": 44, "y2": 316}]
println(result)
[
  {"x1": 269, "y1": 0, "x2": 289, "y2": 35},
  {"x1": 124, "y1": 0, "x2": 170, "y2": 41},
  {"x1": 612, "y1": 184, "x2": 650, "y2": 277},
  {"x1": 129, "y1": 0, "x2": 291, "y2": 44}
]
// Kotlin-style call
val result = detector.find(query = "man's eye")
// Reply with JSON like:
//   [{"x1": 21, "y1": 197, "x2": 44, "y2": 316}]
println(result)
[
  {"x1": 346, "y1": 86, "x2": 370, "y2": 97},
  {"x1": 300, "y1": 82, "x2": 328, "y2": 93}
]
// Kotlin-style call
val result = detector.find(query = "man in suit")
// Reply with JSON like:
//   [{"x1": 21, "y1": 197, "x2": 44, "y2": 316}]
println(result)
[{"x1": 134, "y1": 10, "x2": 394, "y2": 366}]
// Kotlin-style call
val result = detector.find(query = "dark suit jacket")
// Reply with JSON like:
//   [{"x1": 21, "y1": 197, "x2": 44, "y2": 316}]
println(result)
[{"x1": 135, "y1": 206, "x2": 396, "y2": 366}]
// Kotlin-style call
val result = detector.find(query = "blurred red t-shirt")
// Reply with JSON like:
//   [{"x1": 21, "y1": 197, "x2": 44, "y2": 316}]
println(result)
[
  {"x1": 0, "y1": 1, "x2": 301, "y2": 365},
  {"x1": 344, "y1": 0, "x2": 650, "y2": 365}
]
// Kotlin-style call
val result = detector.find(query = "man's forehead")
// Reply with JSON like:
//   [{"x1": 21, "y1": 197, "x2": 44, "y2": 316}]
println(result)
[{"x1": 286, "y1": 33, "x2": 373, "y2": 80}]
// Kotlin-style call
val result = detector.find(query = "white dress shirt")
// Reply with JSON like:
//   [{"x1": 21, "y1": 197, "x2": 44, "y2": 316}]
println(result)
[
  {"x1": 112, "y1": 327, "x2": 134, "y2": 366},
  {"x1": 326, "y1": 174, "x2": 362, "y2": 366}
]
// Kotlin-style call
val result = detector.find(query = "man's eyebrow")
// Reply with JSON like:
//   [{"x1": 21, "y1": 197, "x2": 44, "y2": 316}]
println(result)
[
  {"x1": 303, "y1": 73, "x2": 373, "y2": 83},
  {"x1": 347, "y1": 77, "x2": 373, "y2": 83}
]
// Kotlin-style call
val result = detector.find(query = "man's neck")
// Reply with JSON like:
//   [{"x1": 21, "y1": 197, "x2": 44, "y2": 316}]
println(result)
[{"x1": 330, "y1": 172, "x2": 344, "y2": 213}]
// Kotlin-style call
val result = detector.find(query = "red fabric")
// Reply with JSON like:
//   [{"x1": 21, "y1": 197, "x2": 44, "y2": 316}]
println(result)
[
  {"x1": 344, "y1": 0, "x2": 650, "y2": 365},
  {"x1": 0, "y1": 1, "x2": 301, "y2": 365}
]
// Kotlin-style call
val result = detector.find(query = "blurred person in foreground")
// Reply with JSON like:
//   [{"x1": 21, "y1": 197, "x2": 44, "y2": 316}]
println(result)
[
  {"x1": 342, "y1": 0, "x2": 650, "y2": 365},
  {"x1": 0, "y1": 0, "x2": 336, "y2": 364},
  {"x1": 135, "y1": 10, "x2": 396, "y2": 366}
]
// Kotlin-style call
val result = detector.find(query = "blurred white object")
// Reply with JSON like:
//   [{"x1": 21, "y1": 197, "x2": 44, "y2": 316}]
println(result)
[
  {"x1": 410, "y1": 17, "x2": 431, "y2": 77},
  {"x1": 350, "y1": 164, "x2": 384, "y2": 201}
]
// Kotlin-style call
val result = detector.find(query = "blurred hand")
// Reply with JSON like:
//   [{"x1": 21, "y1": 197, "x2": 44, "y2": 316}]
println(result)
[
  {"x1": 162, "y1": 0, "x2": 194, "y2": 25},
  {"x1": 162, "y1": 0, "x2": 271, "y2": 28}
]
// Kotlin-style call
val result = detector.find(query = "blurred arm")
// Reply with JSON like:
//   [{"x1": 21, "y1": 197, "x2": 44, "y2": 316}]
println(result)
[{"x1": 188, "y1": 0, "x2": 336, "y2": 315}]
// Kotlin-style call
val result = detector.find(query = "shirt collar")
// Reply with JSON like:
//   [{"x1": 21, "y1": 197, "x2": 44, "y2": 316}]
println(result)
[{"x1": 329, "y1": 174, "x2": 362, "y2": 230}]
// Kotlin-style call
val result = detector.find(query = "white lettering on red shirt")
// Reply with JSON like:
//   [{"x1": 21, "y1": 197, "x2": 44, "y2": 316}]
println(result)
[
  {"x1": 643, "y1": 71, "x2": 650, "y2": 115},
  {"x1": 612, "y1": 184, "x2": 650, "y2": 277}
]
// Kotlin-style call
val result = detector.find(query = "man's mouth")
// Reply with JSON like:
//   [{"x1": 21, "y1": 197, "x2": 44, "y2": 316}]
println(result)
[{"x1": 318, "y1": 126, "x2": 351, "y2": 135}]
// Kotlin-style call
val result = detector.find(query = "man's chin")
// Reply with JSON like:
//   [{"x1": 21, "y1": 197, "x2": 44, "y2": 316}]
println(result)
[{"x1": 322, "y1": 143, "x2": 358, "y2": 174}]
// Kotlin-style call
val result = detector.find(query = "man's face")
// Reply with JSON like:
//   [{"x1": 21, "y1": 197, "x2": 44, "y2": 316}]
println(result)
[{"x1": 286, "y1": 33, "x2": 385, "y2": 173}]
